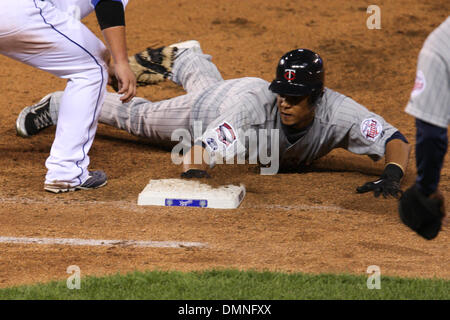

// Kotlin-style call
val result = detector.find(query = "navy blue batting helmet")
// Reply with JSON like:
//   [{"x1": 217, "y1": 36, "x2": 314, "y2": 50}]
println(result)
[{"x1": 269, "y1": 49, "x2": 324, "y2": 103}]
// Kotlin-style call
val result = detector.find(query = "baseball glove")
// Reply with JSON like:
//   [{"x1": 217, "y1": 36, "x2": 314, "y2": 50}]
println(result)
[
  {"x1": 398, "y1": 185, "x2": 446, "y2": 240},
  {"x1": 110, "y1": 45, "x2": 178, "y2": 91}
]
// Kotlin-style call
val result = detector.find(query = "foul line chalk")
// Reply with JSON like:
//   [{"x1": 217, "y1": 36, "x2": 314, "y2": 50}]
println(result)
[
  {"x1": 0, "y1": 236, "x2": 207, "y2": 248},
  {"x1": 260, "y1": 204, "x2": 360, "y2": 215}
]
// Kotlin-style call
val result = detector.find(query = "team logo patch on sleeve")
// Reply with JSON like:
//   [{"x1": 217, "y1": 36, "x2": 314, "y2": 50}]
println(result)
[
  {"x1": 215, "y1": 122, "x2": 237, "y2": 146},
  {"x1": 411, "y1": 70, "x2": 426, "y2": 98},
  {"x1": 360, "y1": 118, "x2": 383, "y2": 142}
]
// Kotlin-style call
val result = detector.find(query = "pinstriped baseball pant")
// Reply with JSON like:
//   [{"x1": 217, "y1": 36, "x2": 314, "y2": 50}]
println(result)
[
  {"x1": 50, "y1": 45, "x2": 225, "y2": 146},
  {"x1": 48, "y1": 45, "x2": 275, "y2": 156}
]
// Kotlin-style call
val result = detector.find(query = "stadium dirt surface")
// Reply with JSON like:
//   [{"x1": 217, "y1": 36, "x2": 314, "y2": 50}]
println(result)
[{"x1": 0, "y1": 0, "x2": 448, "y2": 288}]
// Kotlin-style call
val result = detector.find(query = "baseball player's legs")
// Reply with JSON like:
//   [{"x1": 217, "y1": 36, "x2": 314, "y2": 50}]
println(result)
[
  {"x1": 0, "y1": 0, "x2": 108, "y2": 187},
  {"x1": 40, "y1": 77, "x2": 272, "y2": 164},
  {"x1": 47, "y1": 90, "x2": 195, "y2": 146},
  {"x1": 45, "y1": 66, "x2": 106, "y2": 186},
  {"x1": 170, "y1": 45, "x2": 224, "y2": 93}
]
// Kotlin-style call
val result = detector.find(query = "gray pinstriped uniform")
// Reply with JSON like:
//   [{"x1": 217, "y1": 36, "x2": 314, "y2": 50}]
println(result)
[
  {"x1": 48, "y1": 45, "x2": 399, "y2": 171},
  {"x1": 405, "y1": 16, "x2": 450, "y2": 128}
]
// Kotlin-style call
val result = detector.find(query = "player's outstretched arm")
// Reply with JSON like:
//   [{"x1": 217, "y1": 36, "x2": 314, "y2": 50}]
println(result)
[
  {"x1": 383, "y1": 137, "x2": 411, "y2": 175},
  {"x1": 181, "y1": 145, "x2": 212, "y2": 179},
  {"x1": 95, "y1": 0, "x2": 136, "y2": 103},
  {"x1": 357, "y1": 134, "x2": 411, "y2": 198}
]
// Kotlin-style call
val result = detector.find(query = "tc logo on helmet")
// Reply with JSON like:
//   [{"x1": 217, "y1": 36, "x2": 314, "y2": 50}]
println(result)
[{"x1": 284, "y1": 69, "x2": 296, "y2": 81}]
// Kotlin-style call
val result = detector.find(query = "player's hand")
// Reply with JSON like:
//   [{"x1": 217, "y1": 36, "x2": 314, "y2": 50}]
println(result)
[
  {"x1": 181, "y1": 144, "x2": 212, "y2": 177},
  {"x1": 357, "y1": 178, "x2": 402, "y2": 198},
  {"x1": 356, "y1": 163, "x2": 404, "y2": 199},
  {"x1": 181, "y1": 169, "x2": 211, "y2": 179},
  {"x1": 114, "y1": 61, "x2": 136, "y2": 103}
]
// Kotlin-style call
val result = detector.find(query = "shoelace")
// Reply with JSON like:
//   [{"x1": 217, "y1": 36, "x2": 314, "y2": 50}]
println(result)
[{"x1": 33, "y1": 109, "x2": 52, "y2": 130}]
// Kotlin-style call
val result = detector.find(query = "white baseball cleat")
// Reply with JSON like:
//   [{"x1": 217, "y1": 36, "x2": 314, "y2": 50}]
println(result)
[
  {"x1": 169, "y1": 40, "x2": 201, "y2": 50},
  {"x1": 169, "y1": 40, "x2": 202, "y2": 57}
]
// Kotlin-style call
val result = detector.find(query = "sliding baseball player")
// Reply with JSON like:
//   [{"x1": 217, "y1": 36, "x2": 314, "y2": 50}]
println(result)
[{"x1": 16, "y1": 40, "x2": 410, "y2": 198}]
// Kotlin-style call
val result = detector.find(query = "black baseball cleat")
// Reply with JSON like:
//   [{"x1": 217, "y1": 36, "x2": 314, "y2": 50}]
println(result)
[{"x1": 16, "y1": 93, "x2": 54, "y2": 137}]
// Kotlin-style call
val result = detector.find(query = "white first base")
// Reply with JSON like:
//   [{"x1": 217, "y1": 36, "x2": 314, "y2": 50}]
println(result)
[{"x1": 137, "y1": 179, "x2": 246, "y2": 209}]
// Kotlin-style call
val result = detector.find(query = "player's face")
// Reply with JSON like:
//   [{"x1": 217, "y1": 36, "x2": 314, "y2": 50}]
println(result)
[{"x1": 277, "y1": 95, "x2": 314, "y2": 129}]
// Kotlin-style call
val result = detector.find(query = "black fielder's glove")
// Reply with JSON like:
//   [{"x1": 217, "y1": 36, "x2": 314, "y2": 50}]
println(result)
[
  {"x1": 398, "y1": 185, "x2": 446, "y2": 240},
  {"x1": 180, "y1": 169, "x2": 211, "y2": 179},
  {"x1": 356, "y1": 163, "x2": 404, "y2": 198}
]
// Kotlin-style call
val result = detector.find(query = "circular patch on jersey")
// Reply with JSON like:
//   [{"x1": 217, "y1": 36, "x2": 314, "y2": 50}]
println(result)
[
  {"x1": 411, "y1": 70, "x2": 426, "y2": 98},
  {"x1": 216, "y1": 122, "x2": 237, "y2": 147},
  {"x1": 360, "y1": 118, "x2": 383, "y2": 142}
]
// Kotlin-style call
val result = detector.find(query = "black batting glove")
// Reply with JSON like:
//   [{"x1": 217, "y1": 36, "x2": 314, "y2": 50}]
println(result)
[
  {"x1": 180, "y1": 169, "x2": 211, "y2": 179},
  {"x1": 356, "y1": 163, "x2": 404, "y2": 199}
]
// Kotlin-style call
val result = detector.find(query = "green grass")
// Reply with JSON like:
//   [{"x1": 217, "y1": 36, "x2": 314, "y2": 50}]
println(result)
[{"x1": 0, "y1": 270, "x2": 448, "y2": 300}]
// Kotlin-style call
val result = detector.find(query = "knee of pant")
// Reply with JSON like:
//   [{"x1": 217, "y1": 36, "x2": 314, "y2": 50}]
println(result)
[
  {"x1": 79, "y1": 46, "x2": 110, "y2": 80},
  {"x1": 79, "y1": 63, "x2": 109, "y2": 87}
]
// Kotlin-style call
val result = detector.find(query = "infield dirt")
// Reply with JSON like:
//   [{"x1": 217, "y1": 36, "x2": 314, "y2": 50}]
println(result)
[{"x1": 0, "y1": 0, "x2": 448, "y2": 288}]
